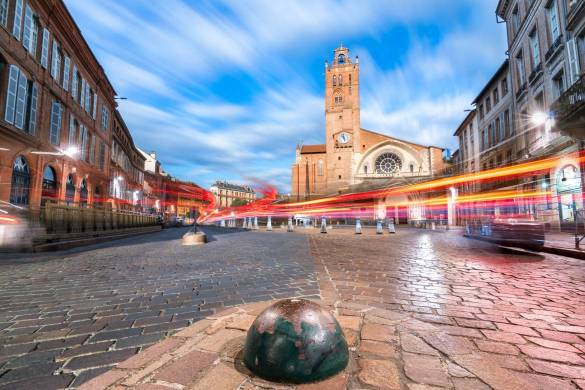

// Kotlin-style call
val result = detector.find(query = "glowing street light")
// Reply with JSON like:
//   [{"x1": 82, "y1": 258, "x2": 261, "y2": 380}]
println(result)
[{"x1": 531, "y1": 111, "x2": 549, "y2": 126}]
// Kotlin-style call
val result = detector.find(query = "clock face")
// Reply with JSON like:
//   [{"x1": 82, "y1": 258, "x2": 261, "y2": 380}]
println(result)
[{"x1": 338, "y1": 132, "x2": 350, "y2": 144}]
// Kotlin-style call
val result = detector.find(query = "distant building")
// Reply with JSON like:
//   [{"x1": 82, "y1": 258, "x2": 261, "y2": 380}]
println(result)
[{"x1": 210, "y1": 181, "x2": 256, "y2": 208}]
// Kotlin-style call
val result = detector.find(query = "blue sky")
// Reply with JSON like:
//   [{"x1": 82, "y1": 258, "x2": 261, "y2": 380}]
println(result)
[{"x1": 65, "y1": 0, "x2": 506, "y2": 193}]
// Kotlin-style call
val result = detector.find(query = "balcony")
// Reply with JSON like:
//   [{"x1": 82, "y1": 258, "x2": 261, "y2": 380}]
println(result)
[
  {"x1": 528, "y1": 62, "x2": 543, "y2": 85},
  {"x1": 551, "y1": 73, "x2": 585, "y2": 140},
  {"x1": 545, "y1": 35, "x2": 564, "y2": 63},
  {"x1": 516, "y1": 82, "x2": 527, "y2": 101},
  {"x1": 567, "y1": 0, "x2": 585, "y2": 31}
]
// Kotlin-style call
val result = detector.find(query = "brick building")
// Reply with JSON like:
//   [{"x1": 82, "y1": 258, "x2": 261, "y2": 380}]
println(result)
[
  {"x1": 210, "y1": 180, "x2": 256, "y2": 208},
  {"x1": 0, "y1": 0, "x2": 116, "y2": 211},
  {"x1": 291, "y1": 45, "x2": 448, "y2": 201}
]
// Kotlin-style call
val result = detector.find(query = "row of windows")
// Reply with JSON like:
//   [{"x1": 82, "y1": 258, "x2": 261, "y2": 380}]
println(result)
[
  {"x1": 478, "y1": 77, "x2": 508, "y2": 120},
  {"x1": 480, "y1": 109, "x2": 512, "y2": 152},
  {"x1": 111, "y1": 140, "x2": 144, "y2": 185},
  {"x1": 332, "y1": 74, "x2": 351, "y2": 87},
  {"x1": 4, "y1": 0, "x2": 111, "y2": 131},
  {"x1": 4, "y1": 64, "x2": 37, "y2": 134}
]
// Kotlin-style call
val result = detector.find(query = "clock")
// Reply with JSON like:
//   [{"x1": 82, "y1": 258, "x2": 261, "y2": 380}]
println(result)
[{"x1": 337, "y1": 132, "x2": 350, "y2": 144}]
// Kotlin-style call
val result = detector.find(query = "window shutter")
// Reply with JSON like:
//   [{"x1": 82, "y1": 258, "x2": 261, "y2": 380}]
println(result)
[
  {"x1": 71, "y1": 65, "x2": 78, "y2": 100},
  {"x1": 84, "y1": 85, "x2": 91, "y2": 112},
  {"x1": 68, "y1": 114, "x2": 76, "y2": 147},
  {"x1": 51, "y1": 41, "x2": 59, "y2": 80},
  {"x1": 92, "y1": 92, "x2": 97, "y2": 119},
  {"x1": 22, "y1": 5, "x2": 32, "y2": 52},
  {"x1": 28, "y1": 83, "x2": 38, "y2": 135},
  {"x1": 4, "y1": 65, "x2": 19, "y2": 124},
  {"x1": 0, "y1": 0, "x2": 8, "y2": 28},
  {"x1": 40, "y1": 28, "x2": 49, "y2": 69},
  {"x1": 80, "y1": 79, "x2": 86, "y2": 107},
  {"x1": 81, "y1": 126, "x2": 88, "y2": 161},
  {"x1": 50, "y1": 101, "x2": 61, "y2": 146},
  {"x1": 14, "y1": 71, "x2": 27, "y2": 130},
  {"x1": 567, "y1": 38, "x2": 581, "y2": 85},
  {"x1": 63, "y1": 56, "x2": 70, "y2": 90},
  {"x1": 12, "y1": 0, "x2": 23, "y2": 40},
  {"x1": 89, "y1": 134, "x2": 96, "y2": 164}
]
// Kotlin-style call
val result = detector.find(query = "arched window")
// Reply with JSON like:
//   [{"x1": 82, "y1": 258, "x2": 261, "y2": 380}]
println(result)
[
  {"x1": 409, "y1": 163, "x2": 414, "y2": 173},
  {"x1": 41, "y1": 165, "x2": 58, "y2": 205},
  {"x1": 94, "y1": 186, "x2": 102, "y2": 207},
  {"x1": 375, "y1": 153, "x2": 402, "y2": 174},
  {"x1": 317, "y1": 159, "x2": 324, "y2": 176},
  {"x1": 339, "y1": 74, "x2": 343, "y2": 85},
  {"x1": 79, "y1": 179, "x2": 88, "y2": 207},
  {"x1": 65, "y1": 174, "x2": 75, "y2": 205},
  {"x1": 332, "y1": 75, "x2": 337, "y2": 86},
  {"x1": 364, "y1": 165, "x2": 368, "y2": 174},
  {"x1": 10, "y1": 156, "x2": 30, "y2": 205},
  {"x1": 338, "y1": 54, "x2": 345, "y2": 64}
]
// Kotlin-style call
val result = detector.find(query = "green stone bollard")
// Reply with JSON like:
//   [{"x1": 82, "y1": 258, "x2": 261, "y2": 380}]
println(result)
[{"x1": 243, "y1": 299, "x2": 348, "y2": 383}]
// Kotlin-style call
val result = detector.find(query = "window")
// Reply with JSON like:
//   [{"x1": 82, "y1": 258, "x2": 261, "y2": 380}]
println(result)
[
  {"x1": 51, "y1": 41, "x2": 61, "y2": 81},
  {"x1": 493, "y1": 87, "x2": 499, "y2": 105},
  {"x1": 79, "y1": 179, "x2": 88, "y2": 207},
  {"x1": 49, "y1": 101, "x2": 62, "y2": 146},
  {"x1": 375, "y1": 153, "x2": 402, "y2": 174},
  {"x1": 553, "y1": 70, "x2": 565, "y2": 99},
  {"x1": 339, "y1": 74, "x2": 343, "y2": 85},
  {"x1": 40, "y1": 28, "x2": 49, "y2": 69},
  {"x1": 479, "y1": 104, "x2": 484, "y2": 119},
  {"x1": 504, "y1": 109, "x2": 511, "y2": 137},
  {"x1": 101, "y1": 105, "x2": 109, "y2": 131},
  {"x1": 4, "y1": 65, "x2": 19, "y2": 124},
  {"x1": 501, "y1": 77, "x2": 508, "y2": 95},
  {"x1": 65, "y1": 174, "x2": 75, "y2": 205},
  {"x1": 25, "y1": 82, "x2": 38, "y2": 135},
  {"x1": 22, "y1": 4, "x2": 34, "y2": 55},
  {"x1": 317, "y1": 159, "x2": 323, "y2": 176},
  {"x1": 516, "y1": 51, "x2": 526, "y2": 86},
  {"x1": 529, "y1": 29, "x2": 540, "y2": 67},
  {"x1": 547, "y1": 1, "x2": 560, "y2": 43},
  {"x1": 14, "y1": 68, "x2": 27, "y2": 130},
  {"x1": 92, "y1": 92, "x2": 97, "y2": 119},
  {"x1": 332, "y1": 75, "x2": 336, "y2": 86},
  {"x1": 12, "y1": 0, "x2": 23, "y2": 40},
  {"x1": 89, "y1": 134, "x2": 96, "y2": 164},
  {"x1": 10, "y1": 156, "x2": 29, "y2": 205},
  {"x1": 71, "y1": 65, "x2": 78, "y2": 100},
  {"x1": 488, "y1": 123, "x2": 494, "y2": 146},
  {"x1": 486, "y1": 97, "x2": 491, "y2": 112},
  {"x1": 80, "y1": 78, "x2": 86, "y2": 107},
  {"x1": 84, "y1": 83, "x2": 91, "y2": 113},
  {"x1": 495, "y1": 117, "x2": 501, "y2": 143},
  {"x1": 334, "y1": 93, "x2": 343, "y2": 104},
  {"x1": 338, "y1": 54, "x2": 345, "y2": 64},
  {"x1": 79, "y1": 125, "x2": 88, "y2": 161},
  {"x1": 511, "y1": 6, "x2": 520, "y2": 35},
  {"x1": 567, "y1": 38, "x2": 581, "y2": 85},
  {"x1": 41, "y1": 165, "x2": 57, "y2": 204},
  {"x1": 0, "y1": 0, "x2": 8, "y2": 28},
  {"x1": 68, "y1": 115, "x2": 77, "y2": 147},
  {"x1": 63, "y1": 56, "x2": 70, "y2": 91}
]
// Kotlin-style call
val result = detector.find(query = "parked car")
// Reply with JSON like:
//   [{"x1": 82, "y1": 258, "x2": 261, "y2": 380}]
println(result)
[
  {"x1": 465, "y1": 217, "x2": 545, "y2": 250},
  {"x1": 0, "y1": 202, "x2": 31, "y2": 250}
]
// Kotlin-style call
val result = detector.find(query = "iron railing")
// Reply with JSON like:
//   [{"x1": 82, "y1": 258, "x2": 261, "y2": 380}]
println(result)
[{"x1": 551, "y1": 73, "x2": 585, "y2": 123}]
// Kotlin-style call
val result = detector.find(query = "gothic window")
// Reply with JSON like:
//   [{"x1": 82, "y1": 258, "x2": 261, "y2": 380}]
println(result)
[
  {"x1": 338, "y1": 54, "x2": 345, "y2": 64},
  {"x1": 332, "y1": 75, "x2": 336, "y2": 86},
  {"x1": 41, "y1": 165, "x2": 57, "y2": 204},
  {"x1": 317, "y1": 159, "x2": 324, "y2": 176},
  {"x1": 10, "y1": 156, "x2": 30, "y2": 205},
  {"x1": 375, "y1": 153, "x2": 402, "y2": 174}
]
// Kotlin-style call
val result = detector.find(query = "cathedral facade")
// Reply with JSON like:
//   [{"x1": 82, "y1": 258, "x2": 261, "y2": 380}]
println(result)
[{"x1": 291, "y1": 45, "x2": 448, "y2": 199}]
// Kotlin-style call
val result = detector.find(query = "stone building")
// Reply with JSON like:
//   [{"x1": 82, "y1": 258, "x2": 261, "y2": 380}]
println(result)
[
  {"x1": 291, "y1": 45, "x2": 448, "y2": 200},
  {"x1": 210, "y1": 180, "x2": 256, "y2": 208},
  {"x1": 0, "y1": 0, "x2": 117, "y2": 210},
  {"x1": 109, "y1": 110, "x2": 145, "y2": 210}
]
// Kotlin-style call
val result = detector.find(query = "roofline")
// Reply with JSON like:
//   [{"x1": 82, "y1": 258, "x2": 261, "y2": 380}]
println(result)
[
  {"x1": 472, "y1": 59, "x2": 509, "y2": 105},
  {"x1": 496, "y1": 0, "x2": 511, "y2": 19},
  {"x1": 453, "y1": 109, "x2": 476, "y2": 136},
  {"x1": 360, "y1": 128, "x2": 445, "y2": 150}
]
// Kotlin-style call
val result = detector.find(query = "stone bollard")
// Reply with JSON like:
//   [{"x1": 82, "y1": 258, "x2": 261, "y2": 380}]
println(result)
[
  {"x1": 266, "y1": 216, "x2": 272, "y2": 231},
  {"x1": 182, "y1": 229, "x2": 207, "y2": 245},
  {"x1": 287, "y1": 216, "x2": 294, "y2": 232},
  {"x1": 253, "y1": 216, "x2": 258, "y2": 230},
  {"x1": 320, "y1": 217, "x2": 327, "y2": 234},
  {"x1": 388, "y1": 219, "x2": 396, "y2": 234},
  {"x1": 355, "y1": 218, "x2": 362, "y2": 234},
  {"x1": 376, "y1": 219, "x2": 383, "y2": 234}
]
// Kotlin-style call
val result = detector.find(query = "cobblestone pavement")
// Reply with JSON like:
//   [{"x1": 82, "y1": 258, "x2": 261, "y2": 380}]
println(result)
[
  {"x1": 0, "y1": 227, "x2": 318, "y2": 389},
  {"x1": 309, "y1": 227, "x2": 585, "y2": 389}
]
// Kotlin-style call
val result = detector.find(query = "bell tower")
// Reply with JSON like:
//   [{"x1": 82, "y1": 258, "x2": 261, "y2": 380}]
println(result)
[{"x1": 324, "y1": 44, "x2": 360, "y2": 193}]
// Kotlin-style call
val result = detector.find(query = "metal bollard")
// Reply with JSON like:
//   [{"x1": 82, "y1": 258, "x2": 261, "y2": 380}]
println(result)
[
  {"x1": 253, "y1": 216, "x2": 258, "y2": 230},
  {"x1": 287, "y1": 216, "x2": 294, "y2": 232},
  {"x1": 266, "y1": 216, "x2": 272, "y2": 231},
  {"x1": 376, "y1": 219, "x2": 383, "y2": 234},
  {"x1": 355, "y1": 218, "x2": 362, "y2": 234},
  {"x1": 320, "y1": 217, "x2": 327, "y2": 233},
  {"x1": 388, "y1": 220, "x2": 396, "y2": 234},
  {"x1": 220, "y1": 219, "x2": 225, "y2": 227}
]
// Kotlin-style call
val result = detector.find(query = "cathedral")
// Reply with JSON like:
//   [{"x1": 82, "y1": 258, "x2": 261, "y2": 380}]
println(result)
[{"x1": 291, "y1": 45, "x2": 448, "y2": 199}]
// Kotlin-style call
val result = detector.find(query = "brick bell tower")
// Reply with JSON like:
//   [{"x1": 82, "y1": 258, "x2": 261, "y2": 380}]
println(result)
[{"x1": 324, "y1": 44, "x2": 360, "y2": 194}]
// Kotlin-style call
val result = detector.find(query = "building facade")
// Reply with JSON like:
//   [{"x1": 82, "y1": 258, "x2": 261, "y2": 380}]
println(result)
[
  {"x1": 0, "y1": 0, "x2": 117, "y2": 211},
  {"x1": 291, "y1": 45, "x2": 448, "y2": 200},
  {"x1": 210, "y1": 180, "x2": 256, "y2": 208}
]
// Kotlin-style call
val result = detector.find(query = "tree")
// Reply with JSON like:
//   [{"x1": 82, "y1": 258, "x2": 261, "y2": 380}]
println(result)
[{"x1": 231, "y1": 198, "x2": 250, "y2": 207}]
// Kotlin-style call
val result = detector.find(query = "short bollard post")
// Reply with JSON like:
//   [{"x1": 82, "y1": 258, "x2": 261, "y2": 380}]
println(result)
[
  {"x1": 287, "y1": 216, "x2": 294, "y2": 232},
  {"x1": 242, "y1": 218, "x2": 246, "y2": 228},
  {"x1": 376, "y1": 219, "x2": 383, "y2": 234},
  {"x1": 253, "y1": 216, "x2": 259, "y2": 230},
  {"x1": 220, "y1": 219, "x2": 225, "y2": 227},
  {"x1": 266, "y1": 216, "x2": 272, "y2": 231},
  {"x1": 320, "y1": 217, "x2": 327, "y2": 233},
  {"x1": 431, "y1": 221, "x2": 436, "y2": 230},
  {"x1": 355, "y1": 218, "x2": 362, "y2": 234},
  {"x1": 388, "y1": 218, "x2": 396, "y2": 234}
]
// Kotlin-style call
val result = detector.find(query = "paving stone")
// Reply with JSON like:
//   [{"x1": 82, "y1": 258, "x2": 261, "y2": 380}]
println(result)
[
  {"x1": 114, "y1": 332, "x2": 165, "y2": 349},
  {"x1": 524, "y1": 336, "x2": 581, "y2": 352},
  {"x1": 400, "y1": 333, "x2": 439, "y2": 356},
  {"x1": 69, "y1": 367, "x2": 110, "y2": 388},
  {"x1": 0, "y1": 362, "x2": 60, "y2": 384},
  {"x1": 452, "y1": 377, "x2": 491, "y2": 390},
  {"x1": 481, "y1": 330, "x2": 527, "y2": 344},
  {"x1": 420, "y1": 332, "x2": 476, "y2": 355},
  {"x1": 87, "y1": 328, "x2": 142, "y2": 343},
  {"x1": 225, "y1": 314, "x2": 256, "y2": 331},
  {"x1": 153, "y1": 349, "x2": 217, "y2": 386},
  {"x1": 359, "y1": 340, "x2": 396, "y2": 358},
  {"x1": 519, "y1": 344, "x2": 585, "y2": 364},
  {"x1": 65, "y1": 348, "x2": 138, "y2": 371},
  {"x1": 403, "y1": 352, "x2": 451, "y2": 387},
  {"x1": 76, "y1": 369, "x2": 126, "y2": 390},
  {"x1": 335, "y1": 315, "x2": 361, "y2": 331},
  {"x1": 191, "y1": 362, "x2": 246, "y2": 389},
  {"x1": 475, "y1": 339, "x2": 519, "y2": 355},
  {"x1": 358, "y1": 358, "x2": 401, "y2": 390},
  {"x1": 297, "y1": 372, "x2": 347, "y2": 390},
  {"x1": 117, "y1": 338, "x2": 182, "y2": 369},
  {"x1": 526, "y1": 358, "x2": 585, "y2": 379},
  {"x1": 196, "y1": 328, "x2": 245, "y2": 352},
  {"x1": 0, "y1": 374, "x2": 74, "y2": 390},
  {"x1": 58, "y1": 341, "x2": 114, "y2": 360},
  {"x1": 361, "y1": 323, "x2": 395, "y2": 342}
]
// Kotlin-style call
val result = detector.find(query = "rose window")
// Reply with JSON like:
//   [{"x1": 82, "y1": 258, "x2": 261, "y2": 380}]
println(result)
[{"x1": 375, "y1": 153, "x2": 402, "y2": 174}]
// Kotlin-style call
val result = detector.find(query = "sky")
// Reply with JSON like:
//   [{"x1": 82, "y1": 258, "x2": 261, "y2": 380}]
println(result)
[{"x1": 65, "y1": 0, "x2": 507, "y2": 193}]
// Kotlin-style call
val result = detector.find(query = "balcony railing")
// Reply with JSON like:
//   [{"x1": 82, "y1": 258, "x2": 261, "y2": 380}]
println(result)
[
  {"x1": 528, "y1": 62, "x2": 543, "y2": 85},
  {"x1": 516, "y1": 82, "x2": 527, "y2": 100},
  {"x1": 567, "y1": 1, "x2": 585, "y2": 30},
  {"x1": 545, "y1": 34, "x2": 564, "y2": 62},
  {"x1": 551, "y1": 73, "x2": 585, "y2": 124}
]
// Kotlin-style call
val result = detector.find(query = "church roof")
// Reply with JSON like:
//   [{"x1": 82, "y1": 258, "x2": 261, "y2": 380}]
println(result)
[
  {"x1": 300, "y1": 144, "x2": 326, "y2": 154},
  {"x1": 360, "y1": 128, "x2": 444, "y2": 150}
]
